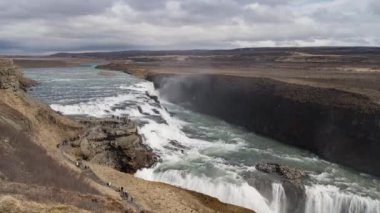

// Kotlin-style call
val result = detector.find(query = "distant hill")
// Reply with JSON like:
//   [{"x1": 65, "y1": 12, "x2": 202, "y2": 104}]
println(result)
[{"x1": 51, "y1": 47, "x2": 380, "y2": 59}]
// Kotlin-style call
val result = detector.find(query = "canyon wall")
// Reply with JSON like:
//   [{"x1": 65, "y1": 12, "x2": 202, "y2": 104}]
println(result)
[{"x1": 147, "y1": 74, "x2": 380, "y2": 177}]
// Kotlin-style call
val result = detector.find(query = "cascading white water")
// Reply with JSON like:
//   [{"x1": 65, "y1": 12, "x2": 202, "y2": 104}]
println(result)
[
  {"x1": 270, "y1": 183, "x2": 287, "y2": 213},
  {"x1": 137, "y1": 169, "x2": 274, "y2": 213},
  {"x1": 24, "y1": 66, "x2": 380, "y2": 213},
  {"x1": 305, "y1": 185, "x2": 380, "y2": 213}
]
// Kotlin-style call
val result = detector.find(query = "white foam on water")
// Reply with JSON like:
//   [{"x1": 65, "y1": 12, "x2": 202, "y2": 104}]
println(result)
[
  {"x1": 125, "y1": 81, "x2": 158, "y2": 96},
  {"x1": 136, "y1": 168, "x2": 273, "y2": 213},
  {"x1": 50, "y1": 93, "x2": 136, "y2": 117},
  {"x1": 45, "y1": 79, "x2": 380, "y2": 213},
  {"x1": 305, "y1": 185, "x2": 380, "y2": 213},
  {"x1": 128, "y1": 83, "x2": 278, "y2": 213},
  {"x1": 271, "y1": 183, "x2": 287, "y2": 213},
  {"x1": 125, "y1": 82, "x2": 380, "y2": 213}
]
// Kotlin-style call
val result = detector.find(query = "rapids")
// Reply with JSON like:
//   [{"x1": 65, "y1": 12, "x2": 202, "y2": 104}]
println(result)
[{"x1": 24, "y1": 66, "x2": 380, "y2": 213}]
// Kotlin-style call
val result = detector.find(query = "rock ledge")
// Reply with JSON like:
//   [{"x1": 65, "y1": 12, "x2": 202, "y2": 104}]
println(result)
[{"x1": 66, "y1": 116, "x2": 157, "y2": 173}]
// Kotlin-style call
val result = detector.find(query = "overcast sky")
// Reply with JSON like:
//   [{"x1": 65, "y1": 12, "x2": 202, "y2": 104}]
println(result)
[{"x1": 0, "y1": 0, "x2": 379, "y2": 54}]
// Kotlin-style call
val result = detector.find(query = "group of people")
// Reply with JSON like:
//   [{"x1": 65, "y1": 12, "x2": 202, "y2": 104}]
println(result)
[
  {"x1": 63, "y1": 138, "x2": 134, "y2": 204},
  {"x1": 119, "y1": 186, "x2": 133, "y2": 202},
  {"x1": 107, "y1": 182, "x2": 134, "y2": 202},
  {"x1": 75, "y1": 160, "x2": 89, "y2": 169}
]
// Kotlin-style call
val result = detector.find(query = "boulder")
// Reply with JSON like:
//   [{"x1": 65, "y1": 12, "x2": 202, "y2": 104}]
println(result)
[
  {"x1": 248, "y1": 163, "x2": 307, "y2": 213},
  {"x1": 138, "y1": 106, "x2": 150, "y2": 115},
  {"x1": 145, "y1": 91, "x2": 160, "y2": 104},
  {"x1": 255, "y1": 163, "x2": 306, "y2": 184},
  {"x1": 115, "y1": 135, "x2": 141, "y2": 150},
  {"x1": 119, "y1": 149, "x2": 156, "y2": 173},
  {"x1": 152, "y1": 109, "x2": 160, "y2": 115}
]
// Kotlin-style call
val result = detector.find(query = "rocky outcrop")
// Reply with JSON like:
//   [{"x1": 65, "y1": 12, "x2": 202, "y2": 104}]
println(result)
[
  {"x1": 255, "y1": 163, "x2": 306, "y2": 185},
  {"x1": 67, "y1": 117, "x2": 157, "y2": 173},
  {"x1": 243, "y1": 164, "x2": 306, "y2": 213},
  {"x1": 255, "y1": 163, "x2": 306, "y2": 212},
  {"x1": 147, "y1": 74, "x2": 380, "y2": 177},
  {"x1": 0, "y1": 59, "x2": 37, "y2": 91}
]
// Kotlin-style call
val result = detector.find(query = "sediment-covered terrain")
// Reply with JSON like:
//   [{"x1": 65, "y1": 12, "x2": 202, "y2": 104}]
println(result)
[{"x1": 0, "y1": 59, "x2": 252, "y2": 213}]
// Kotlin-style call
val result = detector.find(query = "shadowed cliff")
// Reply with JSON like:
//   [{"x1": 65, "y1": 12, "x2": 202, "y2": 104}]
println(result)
[{"x1": 147, "y1": 74, "x2": 380, "y2": 177}]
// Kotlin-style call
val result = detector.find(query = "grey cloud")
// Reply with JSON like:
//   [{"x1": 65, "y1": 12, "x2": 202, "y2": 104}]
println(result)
[
  {"x1": 114, "y1": 0, "x2": 241, "y2": 26},
  {"x1": 0, "y1": 0, "x2": 112, "y2": 20},
  {"x1": 235, "y1": 0, "x2": 297, "y2": 6},
  {"x1": 242, "y1": 4, "x2": 296, "y2": 23},
  {"x1": 368, "y1": 0, "x2": 380, "y2": 15},
  {"x1": 179, "y1": 0, "x2": 240, "y2": 19},
  {"x1": 124, "y1": 0, "x2": 168, "y2": 11},
  {"x1": 0, "y1": 0, "x2": 379, "y2": 54},
  {"x1": 311, "y1": 8, "x2": 354, "y2": 23},
  {"x1": 0, "y1": 40, "x2": 16, "y2": 48}
]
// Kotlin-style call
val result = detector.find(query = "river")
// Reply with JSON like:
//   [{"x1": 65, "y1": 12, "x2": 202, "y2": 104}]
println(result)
[{"x1": 24, "y1": 65, "x2": 380, "y2": 213}]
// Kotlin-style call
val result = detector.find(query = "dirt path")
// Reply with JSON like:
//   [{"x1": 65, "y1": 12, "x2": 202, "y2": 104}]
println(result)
[
  {"x1": 58, "y1": 141, "x2": 143, "y2": 212},
  {"x1": 90, "y1": 165, "x2": 253, "y2": 213},
  {"x1": 58, "y1": 140, "x2": 253, "y2": 213}
]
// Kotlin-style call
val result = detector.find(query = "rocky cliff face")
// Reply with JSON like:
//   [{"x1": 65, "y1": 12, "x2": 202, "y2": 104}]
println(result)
[
  {"x1": 0, "y1": 59, "x2": 136, "y2": 212},
  {"x1": 0, "y1": 60, "x2": 109, "y2": 211},
  {"x1": 0, "y1": 59, "x2": 37, "y2": 91},
  {"x1": 0, "y1": 59, "x2": 156, "y2": 174},
  {"x1": 147, "y1": 74, "x2": 380, "y2": 177},
  {"x1": 66, "y1": 117, "x2": 157, "y2": 173}
]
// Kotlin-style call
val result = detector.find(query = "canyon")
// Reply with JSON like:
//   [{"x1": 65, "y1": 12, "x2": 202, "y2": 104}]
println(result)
[{"x1": 0, "y1": 58, "x2": 252, "y2": 213}]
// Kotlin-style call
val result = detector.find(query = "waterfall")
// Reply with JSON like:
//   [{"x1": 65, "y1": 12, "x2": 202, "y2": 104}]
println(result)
[
  {"x1": 305, "y1": 185, "x2": 380, "y2": 213},
  {"x1": 270, "y1": 183, "x2": 287, "y2": 213},
  {"x1": 27, "y1": 67, "x2": 380, "y2": 213},
  {"x1": 136, "y1": 169, "x2": 274, "y2": 213}
]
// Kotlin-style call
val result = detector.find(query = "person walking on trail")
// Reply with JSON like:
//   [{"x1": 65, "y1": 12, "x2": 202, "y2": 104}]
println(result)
[
  {"x1": 118, "y1": 187, "x2": 133, "y2": 202},
  {"x1": 122, "y1": 189, "x2": 129, "y2": 200}
]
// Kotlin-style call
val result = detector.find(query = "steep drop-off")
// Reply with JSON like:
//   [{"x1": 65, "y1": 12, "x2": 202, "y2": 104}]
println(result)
[
  {"x1": 147, "y1": 74, "x2": 380, "y2": 177},
  {"x1": 0, "y1": 59, "x2": 133, "y2": 212},
  {"x1": 0, "y1": 59, "x2": 253, "y2": 213}
]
